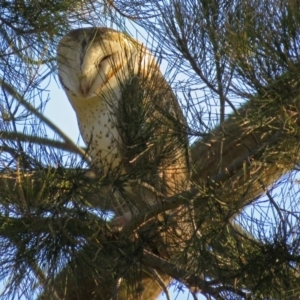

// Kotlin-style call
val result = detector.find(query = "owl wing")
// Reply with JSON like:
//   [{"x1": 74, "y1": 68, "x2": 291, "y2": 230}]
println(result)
[{"x1": 114, "y1": 65, "x2": 190, "y2": 208}]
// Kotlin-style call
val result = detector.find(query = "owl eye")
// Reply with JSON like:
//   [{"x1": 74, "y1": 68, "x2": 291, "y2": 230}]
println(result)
[
  {"x1": 97, "y1": 54, "x2": 112, "y2": 68},
  {"x1": 101, "y1": 54, "x2": 112, "y2": 62}
]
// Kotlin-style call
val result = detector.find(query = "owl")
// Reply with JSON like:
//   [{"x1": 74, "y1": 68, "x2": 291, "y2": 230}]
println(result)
[
  {"x1": 56, "y1": 27, "x2": 191, "y2": 299},
  {"x1": 57, "y1": 27, "x2": 190, "y2": 218}
]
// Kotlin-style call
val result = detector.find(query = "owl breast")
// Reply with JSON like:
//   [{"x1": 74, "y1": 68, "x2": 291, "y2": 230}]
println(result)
[{"x1": 75, "y1": 97, "x2": 121, "y2": 173}]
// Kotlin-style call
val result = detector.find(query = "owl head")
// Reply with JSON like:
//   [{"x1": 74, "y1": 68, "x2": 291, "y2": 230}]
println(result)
[{"x1": 57, "y1": 27, "x2": 157, "y2": 100}]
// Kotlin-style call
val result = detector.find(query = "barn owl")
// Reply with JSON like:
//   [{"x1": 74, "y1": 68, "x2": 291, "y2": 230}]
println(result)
[
  {"x1": 57, "y1": 27, "x2": 190, "y2": 217},
  {"x1": 56, "y1": 27, "x2": 191, "y2": 299}
]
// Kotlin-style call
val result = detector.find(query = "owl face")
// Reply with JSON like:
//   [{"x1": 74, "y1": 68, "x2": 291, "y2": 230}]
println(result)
[{"x1": 57, "y1": 28, "x2": 156, "y2": 101}]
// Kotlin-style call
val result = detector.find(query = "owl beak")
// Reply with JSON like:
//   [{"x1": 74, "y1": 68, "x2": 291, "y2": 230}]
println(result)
[{"x1": 79, "y1": 75, "x2": 90, "y2": 97}]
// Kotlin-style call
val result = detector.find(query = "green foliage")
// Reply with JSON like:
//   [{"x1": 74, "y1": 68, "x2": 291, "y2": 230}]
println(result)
[{"x1": 1, "y1": 0, "x2": 300, "y2": 299}]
